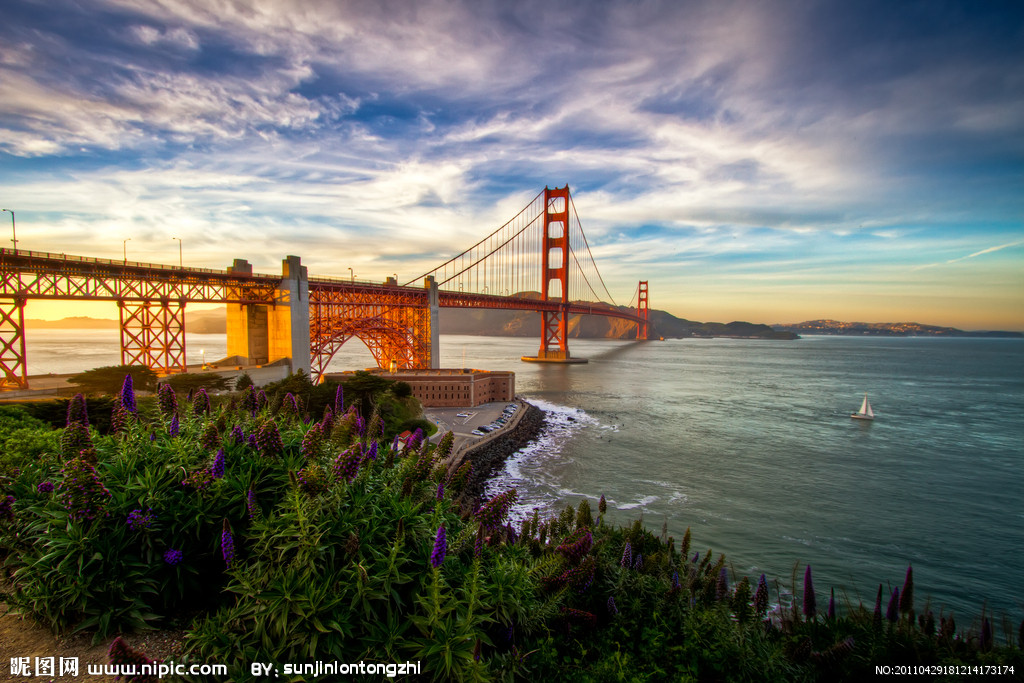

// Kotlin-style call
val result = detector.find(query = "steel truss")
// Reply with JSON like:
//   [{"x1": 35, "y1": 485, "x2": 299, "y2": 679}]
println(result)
[
  {"x1": 0, "y1": 296, "x2": 28, "y2": 389},
  {"x1": 309, "y1": 281, "x2": 432, "y2": 381},
  {"x1": 119, "y1": 299, "x2": 188, "y2": 374}
]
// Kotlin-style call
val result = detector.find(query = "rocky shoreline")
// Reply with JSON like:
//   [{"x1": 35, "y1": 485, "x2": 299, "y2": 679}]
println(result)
[{"x1": 450, "y1": 400, "x2": 546, "y2": 508}]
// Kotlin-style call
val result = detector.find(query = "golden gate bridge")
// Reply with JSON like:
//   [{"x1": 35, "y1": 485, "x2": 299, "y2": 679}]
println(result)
[{"x1": 0, "y1": 186, "x2": 650, "y2": 390}]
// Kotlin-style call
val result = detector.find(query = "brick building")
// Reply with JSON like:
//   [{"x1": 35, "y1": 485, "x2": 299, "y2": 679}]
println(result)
[{"x1": 329, "y1": 368, "x2": 514, "y2": 407}]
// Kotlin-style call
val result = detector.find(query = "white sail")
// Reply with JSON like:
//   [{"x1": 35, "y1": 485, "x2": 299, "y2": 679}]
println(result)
[{"x1": 852, "y1": 393, "x2": 874, "y2": 420}]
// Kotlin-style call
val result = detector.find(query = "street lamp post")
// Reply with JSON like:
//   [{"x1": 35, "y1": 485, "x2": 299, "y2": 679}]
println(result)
[
  {"x1": 123, "y1": 238, "x2": 131, "y2": 263},
  {"x1": 172, "y1": 237, "x2": 182, "y2": 267},
  {"x1": 1, "y1": 209, "x2": 16, "y2": 252},
  {"x1": 348, "y1": 267, "x2": 354, "y2": 283}
]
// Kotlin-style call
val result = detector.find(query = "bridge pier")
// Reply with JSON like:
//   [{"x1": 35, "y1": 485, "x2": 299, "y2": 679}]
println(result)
[
  {"x1": 226, "y1": 256, "x2": 311, "y2": 376},
  {"x1": 0, "y1": 296, "x2": 28, "y2": 389}
]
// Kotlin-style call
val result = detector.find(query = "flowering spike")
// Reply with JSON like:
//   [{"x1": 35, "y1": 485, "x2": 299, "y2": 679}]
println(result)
[
  {"x1": 620, "y1": 541, "x2": 633, "y2": 568},
  {"x1": 163, "y1": 548, "x2": 183, "y2": 565},
  {"x1": 334, "y1": 384, "x2": 344, "y2": 413},
  {"x1": 126, "y1": 508, "x2": 156, "y2": 532},
  {"x1": 717, "y1": 567, "x2": 729, "y2": 601},
  {"x1": 430, "y1": 525, "x2": 447, "y2": 568},
  {"x1": 157, "y1": 382, "x2": 177, "y2": 418},
  {"x1": 66, "y1": 393, "x2": 89, "y2": 427},
  {"x1": 168, "y1": 413, "x2": 179, "y2": 437},
  {"x1": 803, "y1": 565, "x2": 816, "y2": 620},
  {"x1": 754, "y1": 574, "x2": 770, "y2": 617},
  {"x1": 120, "y1": 374, "x2": 137, "y2": 414},
  {"x1": 873, "y1": 584, "x2": 884, "y2": 629},
  {"x1": 221, "y1": 519, "x2": 236, "y2": 568},
  {"x1": 210, "y1": 449, "x2": 226, "y2": 479},
  {"x1": 633, "y1": 553, "x2": 643, "y2": 571},
  {"x1": 900, "y1": 566, "x2": 914, "y2": 616},
  {"x1": 598, "y1": 494, "x2": 607, "y2": 516},
  {"x1": 886, "y1": 587, "x2": 900, "y2": 623},
  {"x1": 827, "y1": 587, "x2": 836, "y2": 620},
  {"x1": 246, "y1": 489, "x2": 261, "y2": 521}
]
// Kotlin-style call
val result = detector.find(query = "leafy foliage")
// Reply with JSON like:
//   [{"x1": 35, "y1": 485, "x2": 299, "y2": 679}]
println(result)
[
  {"x1": 161, "y1": 372, "x2": 232, "y2": 393},
  {"x1": 0, "y1": 374, "x2": 1020, "y2": 680}
]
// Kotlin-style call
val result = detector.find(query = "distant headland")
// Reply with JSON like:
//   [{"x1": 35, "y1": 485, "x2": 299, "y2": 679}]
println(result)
[{"x1": 773, "y1": 319, "x2": 1022, "y2": 338}]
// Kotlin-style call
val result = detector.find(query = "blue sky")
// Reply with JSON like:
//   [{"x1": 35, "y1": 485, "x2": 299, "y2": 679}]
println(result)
[{"x1": 1, "y1": 0, "x2": 1022, "y2": 329}]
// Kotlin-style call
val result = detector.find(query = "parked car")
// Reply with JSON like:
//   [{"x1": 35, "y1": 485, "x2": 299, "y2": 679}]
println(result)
[{"x1": 471, "y1": 429, "x2": 485, "y2": 436}]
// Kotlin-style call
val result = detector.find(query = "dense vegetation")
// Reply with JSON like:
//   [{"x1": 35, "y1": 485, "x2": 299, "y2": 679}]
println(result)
[{"x1": 0, "y1": 373, "x2": 1020, "y2": 682}]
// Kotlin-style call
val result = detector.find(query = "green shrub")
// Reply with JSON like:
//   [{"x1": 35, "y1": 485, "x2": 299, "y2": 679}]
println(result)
[{"x1": 68, "y1": 365, "x2": 157, "y2": 394}]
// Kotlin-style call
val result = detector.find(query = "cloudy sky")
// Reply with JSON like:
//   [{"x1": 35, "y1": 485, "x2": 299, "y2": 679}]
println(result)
[{"x1": 2, "y1": 0, "x2": 1022, "y2": 329}]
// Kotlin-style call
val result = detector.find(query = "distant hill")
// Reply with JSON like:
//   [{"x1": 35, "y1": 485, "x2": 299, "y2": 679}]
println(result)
[
  {"x1": 26, "y1": 309, "x2": 226, "y2": 334},
  {"x1": 773, "y1": 319, "x2": 1022, "y2": 338},
  {"x1": 441, "y1": 295, "x2": 797, "y2": 340},
  {"x1": 24, "y1": 306, "x2": 798, "y2": 340}
]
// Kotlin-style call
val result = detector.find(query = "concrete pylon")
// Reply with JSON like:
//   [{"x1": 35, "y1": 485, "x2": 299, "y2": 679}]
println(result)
[
  {"x1": 225, "y1": 256, "x2": 310, "y2": 376},
  {"x1": 426, "y1": 275, "x2": 440, "y2": 369}
]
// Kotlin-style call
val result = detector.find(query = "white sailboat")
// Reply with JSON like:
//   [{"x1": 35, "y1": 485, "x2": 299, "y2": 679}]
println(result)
[{"x1": 851, "y1": 393, "x2": 875, "y2": 420}]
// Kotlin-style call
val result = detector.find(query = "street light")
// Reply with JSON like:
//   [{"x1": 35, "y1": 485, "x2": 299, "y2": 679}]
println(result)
[
  {"x1": 172, "y1": 237, "x2": 182, "y2": 267},
  {"x1": 1, "y1": 209, "x2": 16, "y2": 252},
  {"x1": 200, "y1": 348, "x2": 206, "y2": 369},
  {"x1": 123, "y1": 237, "x2": 131, "y2": 263},
  {"x1": 348, "y1": 267, "x2": 354, "y2": 282}
]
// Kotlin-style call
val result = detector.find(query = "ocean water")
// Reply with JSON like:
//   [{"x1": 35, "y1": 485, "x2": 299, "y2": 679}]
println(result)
[
  {"x1": 18, "y1": 330, "x2": 1024, "y2": 624},
  {"x1": 450, "y1": 335, "x2": 1024, "y2": 625}
]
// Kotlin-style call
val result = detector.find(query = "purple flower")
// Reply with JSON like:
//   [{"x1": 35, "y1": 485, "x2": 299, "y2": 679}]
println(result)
[
  {"x1": 168, "y1": 413, "x2": 179, "y2": 438},
  {"x1": 366, "y1": 441, "x2": 378, "y2": 461},
  {"x1": 803, "y1": 565, "x2": 816, "y2": 620},
  {"x1": 230, "y1": 425, "x2": 245, "y2": 445},
  {"x1": 430, "y1": 525, "x2": 447, "y2": 568},
  {"x1": 475, "y1": 489, "x2": 518, "y2": 530},
  {"x1": 620, "y1": 541, "x2": 632, "y2": 568},
  {"x1": 221, "y1": 519, "x2": 235, "y2": 568},
  {"x1": 556, "y1": 528, "x2": 593, "y2": 564},
  {"x1": 717, "y1": 567, "x2": 729, "y2": 601},
  {"x1": 332, "y1": 445, "x2": 362, "y2": 483},
  {"x1": 210, "y1": 449, "x2": 225, "y2": 479},
  {"x1": 692, "y1": 551, "x2": 700, "y2": 563},
  {"x1": 163, "y1": 548, "x2": 183, "y2": 566},
  {"x1": 633, "y1": 553, "x2": 643, "y2": 571},
  {"x1": 192, "y1": 388, "x2": 211, "y2": 416},
  {"x1": 672, "y1": 571, "x2": 681, "y2": 589},
  {"x1": 66, "y1": 393, "x2": 89, "y2": 427},
  {"x1": 254, "y1": 420, "x2": 283, "y2": 458},
  {"x1": 886, "y1": 587, "x2": 900, "y2": 623},
  {"x1": 827, "y1": 587, "x2": 836, "y2": 620},
  {"x1": 246, "y1": 489, "x2": 261, "y2": 521},
  {"x1": 406, "y1": 428, "x2": 424, "y2": 450},
  {"x1": 334, "y1": 384, "x2": 344, "y2": 413},
  {"x1": 435, "y1": 481, "x2": 445, "y2": 501},
  {"x1": 754, "y1": 574, "x2": 770, "y2": 617},
  {"x1": 598, "y1": 494, "x2": 607, "y2": 516},
  {"x1": 120, "y1": 374, "x2": 137, "y2": 414},
  {"x1": 126, "y1": 508, "x2": 156, "y2": 532},
  {"x1": 900, "y1": 566, "x2": 914, "y2": 616},
  {"x1": 37, "y1": 481, "x2": 54, "y2": 494},
  {"x1": 157, "y1": 382, "x2": 178, "y2": 417},
  {"x1": 607, "y1": 596, "x2": 619, "y2": 616}
]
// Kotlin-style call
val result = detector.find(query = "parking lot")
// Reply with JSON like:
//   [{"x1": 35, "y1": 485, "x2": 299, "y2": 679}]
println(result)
[{"x1": 423, "y1": 400, "x2": 522, "y2": 454}]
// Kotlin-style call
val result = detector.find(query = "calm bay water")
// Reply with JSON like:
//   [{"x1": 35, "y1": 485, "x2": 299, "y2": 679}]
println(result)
[{"x1": 21, "y1": 329, "x2": 1024, "y2": 623}]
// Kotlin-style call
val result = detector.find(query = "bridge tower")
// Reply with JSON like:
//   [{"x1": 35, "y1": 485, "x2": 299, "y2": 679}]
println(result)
[
  {"x1": 523, "y1": 186, "x2": 588, "y2": 364},
  {"x1": 637, "y1": 280, "x2": 649, "y2": 340}
]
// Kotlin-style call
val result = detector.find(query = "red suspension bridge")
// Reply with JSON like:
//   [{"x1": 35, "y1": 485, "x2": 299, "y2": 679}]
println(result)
[{"x1": 0, "y1": 186, "x2": 649, "y2": 389}]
